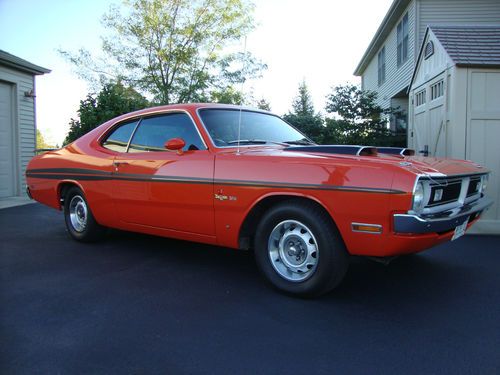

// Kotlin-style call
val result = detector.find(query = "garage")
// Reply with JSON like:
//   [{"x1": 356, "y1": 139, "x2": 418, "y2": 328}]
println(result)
[
  {"x1": 408, "y1": 26, "x2": 500, "y2": 234},
  {"x1": 0, "y1": 50, "x2": 50, "y2": 199}
]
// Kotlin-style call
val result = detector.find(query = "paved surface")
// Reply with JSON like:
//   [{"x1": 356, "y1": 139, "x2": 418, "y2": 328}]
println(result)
[
  {"x1": 1, "y1": 204, "x2": 499, "y2": 375},
  {"x1": 0, "y1": 196, "x2": 34, "y2": 210}
]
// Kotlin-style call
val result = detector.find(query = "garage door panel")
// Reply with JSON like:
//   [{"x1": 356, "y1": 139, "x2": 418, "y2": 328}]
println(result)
[
  {"x1": 469, "y1": 119, "x2": 500, "y2": 221},
  {"x1": 0, "y1": 82, "x2": 15, "y2": 198}
]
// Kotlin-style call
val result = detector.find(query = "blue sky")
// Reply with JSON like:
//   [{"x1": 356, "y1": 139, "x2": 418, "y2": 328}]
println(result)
[{"x1": 0, "y1": 0, "x2": 392, "y2": 144}]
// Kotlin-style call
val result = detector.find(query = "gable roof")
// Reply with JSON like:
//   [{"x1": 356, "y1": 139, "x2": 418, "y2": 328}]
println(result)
[
  {"x1": 408, "y1": 25, "x2": 500, "y2": 91},
  {"x1": 431, "y1": 25, "x2": 500, "y2": 68},
  {"x1": 0, "y1": 50, "x2": 51, "y2": 75},
  {"x1": 354, "y1": 0, "x2": 411, "y2": 76}
]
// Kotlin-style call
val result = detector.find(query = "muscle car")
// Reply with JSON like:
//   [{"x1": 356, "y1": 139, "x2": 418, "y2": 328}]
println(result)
[{"x1": 26, "y1": 103, "x2": 493, "y2": 296}]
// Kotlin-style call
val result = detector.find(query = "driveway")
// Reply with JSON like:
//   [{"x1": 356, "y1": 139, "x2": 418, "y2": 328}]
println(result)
[{"x1": 1, "y1": 204, "x2": 499, "y2": 374}]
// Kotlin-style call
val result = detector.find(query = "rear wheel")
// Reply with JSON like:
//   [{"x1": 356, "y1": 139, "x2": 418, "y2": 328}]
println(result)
[
  {"x1": 254, "y1": 200, "x2": 349, "y2": 297},
  {"x1": 64, "y1": 187, "x2": 106, "y2": 242}
]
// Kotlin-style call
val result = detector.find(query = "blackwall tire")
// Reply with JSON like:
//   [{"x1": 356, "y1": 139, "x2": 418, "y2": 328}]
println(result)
[
  {"x1": 63, "y1": 186, "x2": 106, "y2": 242},
  {"x1": 254, "y1": 200, "x2": 349, "y2": 297}
]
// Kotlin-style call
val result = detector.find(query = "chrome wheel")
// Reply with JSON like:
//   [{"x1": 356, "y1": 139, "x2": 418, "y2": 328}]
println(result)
[
  {"x1": 268, "y1": 220, "x2": 319, "y2": 282},
  {"x1": 69, "y1": 195, "x2": 88, "y2": 233}
]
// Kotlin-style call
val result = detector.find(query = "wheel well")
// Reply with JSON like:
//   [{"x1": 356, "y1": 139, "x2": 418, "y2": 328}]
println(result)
[
  {"x1": 58, "y1": 182, "x2": 79, "y2": 209},
  {"x1": 238, "y1": 195, "x2": 335, "y2": 250}
]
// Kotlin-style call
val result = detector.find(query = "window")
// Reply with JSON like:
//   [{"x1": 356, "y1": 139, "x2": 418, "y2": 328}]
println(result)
[
  {"x1": 430, "y1": 80, "x2": 444, "y2": 100},
  {"x1": 378, "y1": 46, "x2": 386, "y2": 86},
  {"x1": 128, "y1": 113, "x2": 205, "y2": 152},
  {"x1": 415, "y1": 89, "x2": 426, "y2": 107},
  {"x1": 102, "y1": 120, "x2": 138, "y2": 152},
  {"x1": 198, "y1": 109, "x2": 307, "y2": 147},
  {"x1": 397, "y1": 13, "x2": 409, "y2": 67},
  {"x1": 424, "y1": 41, "x2": 434, "y2": 60}
]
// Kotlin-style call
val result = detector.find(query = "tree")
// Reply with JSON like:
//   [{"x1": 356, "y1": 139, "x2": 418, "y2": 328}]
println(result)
[
  {"x1": 256, "y1": 98, "x2": 271, "y2": 111},
  {"x1": 323, "y1": 83, "x2": 403, "y2": 146},
  {"x1": 36, "y1": 129, "x2": 55, "y2": 150},
  {"x1": 209, "y1": 86, "x2": 245, "y2": 104},
  {"x1": 60, "y1": 0, "x2": 266, "y2": 104},
  {"x1": 282, "y1": 80, "x2": 324, "y2": 142},
  {"x1": 64, "y1": 81, "x2": 149, "y2": 145}
]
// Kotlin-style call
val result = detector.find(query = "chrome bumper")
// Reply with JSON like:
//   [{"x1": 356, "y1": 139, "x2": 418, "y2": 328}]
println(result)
[{"x1": 393, "y1": 196, "x2": 493, "y2": 234}]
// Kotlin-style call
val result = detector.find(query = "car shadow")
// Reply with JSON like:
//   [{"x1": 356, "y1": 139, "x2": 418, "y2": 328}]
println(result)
[{"x1": 98, "y1": 229, "x2": 470, "y2": 308}]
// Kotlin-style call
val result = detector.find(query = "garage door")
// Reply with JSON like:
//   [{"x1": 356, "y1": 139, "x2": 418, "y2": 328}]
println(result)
[
  {"x1": 411, "y1": 75, "x2": 447, "y2": 157},
  {"x1": 467, "y1": 70, "x2": 500, "y2": 233},
  {"x1": 0, "y1": 81, "x2": 15, "y2": 198}
]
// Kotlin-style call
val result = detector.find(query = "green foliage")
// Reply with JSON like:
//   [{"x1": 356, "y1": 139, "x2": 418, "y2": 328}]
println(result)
[
  {"x1": 256, "y1": 98, "x2": 271, "y2": 111},
  {"x1": 36, "y1": 129, "x2": 55, "y2": 150},
  {"x1": 60, "y1": 0, "x2": 266, "y2": 104},
  {"x1": 282, "y1": 81, "x2": 324, "y2": 143},
  {"x1": 323, "y1": 84, "x2": 405, "y2": 147},
  {"x1": 64, "y1": 81, "x2": 149, "y2": 145},
  {"x1": 209, "y1": 86, "x2": 245, "y2": 104}
]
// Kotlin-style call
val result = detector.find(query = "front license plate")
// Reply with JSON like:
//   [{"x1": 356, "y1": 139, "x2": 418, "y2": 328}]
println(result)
[{"x1": 452, "y1": 218, "x2": 469, "y2": 241}]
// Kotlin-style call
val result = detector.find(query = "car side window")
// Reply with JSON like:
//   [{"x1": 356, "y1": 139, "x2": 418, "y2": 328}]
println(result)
[
  {"x1": 128, "y1": 113, "x2": 205, "y2": 152},
  {"x1": 102, "y1": 120, "x2": 138, "y2": 152}
]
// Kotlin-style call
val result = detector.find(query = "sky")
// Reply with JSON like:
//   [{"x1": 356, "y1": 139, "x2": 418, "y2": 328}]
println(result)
[{"x1": 0, "y1": 0, "x2": 393, "y2": 145}]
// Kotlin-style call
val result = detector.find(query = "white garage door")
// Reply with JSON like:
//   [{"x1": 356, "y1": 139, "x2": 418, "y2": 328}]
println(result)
[
  {"x1": 411, "y1": 75, "x2": 447, "y2": 157},
  {"x1": 0, "y1": 81, "x2": 15, "y2": 198},
  {"x1": 467, "y1": 70, "x2": 500, "y2": 233}
]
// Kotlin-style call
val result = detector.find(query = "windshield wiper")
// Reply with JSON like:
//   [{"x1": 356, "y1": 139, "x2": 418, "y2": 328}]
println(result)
[
  {"x1": 226, "y1": 139, "x2": 288, "y2": 146},
  {"x1": 284, "y1": 139, "x2": 315, "y2": 145}
]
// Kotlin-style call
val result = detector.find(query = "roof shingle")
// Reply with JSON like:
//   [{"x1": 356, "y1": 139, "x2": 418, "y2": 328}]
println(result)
[{"x1": 431, "y1": 25, "x2": 500, "y2": 67}]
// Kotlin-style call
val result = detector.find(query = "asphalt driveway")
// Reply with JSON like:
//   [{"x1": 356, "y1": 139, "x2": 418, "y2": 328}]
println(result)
[{"x1": 1, "y1": 203, "x2": 499, "y2": 374}]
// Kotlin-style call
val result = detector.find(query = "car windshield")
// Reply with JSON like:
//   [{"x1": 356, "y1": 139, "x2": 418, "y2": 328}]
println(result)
[{"x1": 198, "y1": 108, "x2": 313, "y2": 147}]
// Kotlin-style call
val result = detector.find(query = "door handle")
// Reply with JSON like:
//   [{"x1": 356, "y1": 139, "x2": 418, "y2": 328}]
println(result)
[{"x1": 113, "y1": 161, "x2": 129, "y2": 169}]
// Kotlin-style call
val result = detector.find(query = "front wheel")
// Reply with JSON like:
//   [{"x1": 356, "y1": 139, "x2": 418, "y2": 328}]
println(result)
[
  {"x1": 254, "y1": 200, "x2": 349, "y2": 297},
  {"x1": 64, "y1": 186, "x2": 106, "y2": 242}
]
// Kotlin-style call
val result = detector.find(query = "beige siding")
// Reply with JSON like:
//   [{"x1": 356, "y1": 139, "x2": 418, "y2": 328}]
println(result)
[
  {"x1": 0, "y1": 64, "x2": 35, "y2": 197},
  {"x1": 419, "y1": 0, "x2": 500, "y2": 45},
  {"x1": 362, "y1": 1, "x2": 416, "y2": 109}
]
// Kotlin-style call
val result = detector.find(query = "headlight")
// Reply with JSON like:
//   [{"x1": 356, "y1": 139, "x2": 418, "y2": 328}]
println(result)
[
  {"x1": 480, "y1": 174, "x2": 489, "y2": 193},
  {"x1": 412, "y1": 181, "x2": 425, "y2": 211}
]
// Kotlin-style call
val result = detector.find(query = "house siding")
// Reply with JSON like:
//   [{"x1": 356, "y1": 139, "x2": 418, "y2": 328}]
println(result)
[
  {"x1": 418, "y1": 0, "x2": 500, "y2": 45},
  {"x1": 0, "y1": 64, "x2": 35, "y2": 196},
  {"x1": 362, "y1": 0, "x2": 416, "y2": 109}
]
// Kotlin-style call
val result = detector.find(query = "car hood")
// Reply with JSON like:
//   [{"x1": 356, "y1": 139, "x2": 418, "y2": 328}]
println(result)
[{"x1": 227, "y1": 146, "x2": 489, "y2": 177}]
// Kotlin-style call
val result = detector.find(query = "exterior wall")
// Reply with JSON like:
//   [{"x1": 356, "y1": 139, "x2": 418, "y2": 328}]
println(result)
[
  {"x1": 418, "y1": 0, "x2": 500, "y2": 44},
  {"x1": 0, "y1": 64, "x2": 35, "y2": 197},
  {"x1": 362, "y1": 0, "x2": 416, "y2": 109}
]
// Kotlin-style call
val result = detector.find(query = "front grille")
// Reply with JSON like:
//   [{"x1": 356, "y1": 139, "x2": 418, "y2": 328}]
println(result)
[
  {"x1": 428, "y1": 180, "x2": 461, "y2": 206},
  {"x1": 467, "y1": 177, "x2": 481, "y2": 197},
  {"x1": 418, "y1": 174, "x2": 486, "y2": 214}
]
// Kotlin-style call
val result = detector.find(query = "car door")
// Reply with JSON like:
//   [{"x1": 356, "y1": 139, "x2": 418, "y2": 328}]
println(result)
[{"x1": 111, "y1": 111, "x2": 215, "y2": 236}]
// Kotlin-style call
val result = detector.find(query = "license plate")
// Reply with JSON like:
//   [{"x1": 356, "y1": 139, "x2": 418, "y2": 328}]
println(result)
[{"x1": 452, "y1": 218, "x2": 469, "y2": 241}]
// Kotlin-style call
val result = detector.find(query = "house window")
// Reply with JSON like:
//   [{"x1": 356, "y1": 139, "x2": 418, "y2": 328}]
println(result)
[
  {"x1": 415, "y1": 89, "x2": 426, "y2": 107},
  {"x1": 397, "y1": 13, "x2": 409, "y2": 67},
  {"x1": 430, "y1": 80, "x2": 444, "y2": 100},
  {"x1": 378, "y1": 46, "x2": 386, "y2": 86}
]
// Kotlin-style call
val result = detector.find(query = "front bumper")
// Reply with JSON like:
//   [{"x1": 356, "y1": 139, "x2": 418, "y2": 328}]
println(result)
[{"x1": 393, "y1": 196, "x2": 493, "y2": 234}]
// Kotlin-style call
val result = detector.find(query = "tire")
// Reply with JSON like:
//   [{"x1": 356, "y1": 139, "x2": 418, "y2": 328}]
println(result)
[
  {"x1": 254, "y1": 200, "x2": 349, "y2": 297},
  {"x1": 63, "y1": 186, "x2": 106, "y2": 242}
]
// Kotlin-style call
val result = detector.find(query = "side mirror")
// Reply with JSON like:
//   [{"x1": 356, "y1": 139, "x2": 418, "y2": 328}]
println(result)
[{"x1": 164, "y1": 138, "x2": 185, "y2": 155}]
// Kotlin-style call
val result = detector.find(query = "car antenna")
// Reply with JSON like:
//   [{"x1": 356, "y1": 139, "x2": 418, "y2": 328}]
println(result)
[{"x1": 236, "y1": 36, "x2": 247, "y2": 155}]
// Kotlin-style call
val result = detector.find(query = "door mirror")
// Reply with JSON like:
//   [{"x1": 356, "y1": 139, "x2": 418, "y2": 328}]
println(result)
[{"x1": 164, "y1": 138, "x2": 185, "y2": 154}]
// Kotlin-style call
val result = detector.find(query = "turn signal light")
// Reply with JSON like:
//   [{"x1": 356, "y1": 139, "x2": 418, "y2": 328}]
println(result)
[{"x1": 351, "y1": 223, "x2": 383, "y2": 234}]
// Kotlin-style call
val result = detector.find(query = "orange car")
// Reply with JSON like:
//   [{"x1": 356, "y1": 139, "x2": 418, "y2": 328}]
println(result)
[{"x1": 26, "y1": 103, "x2": 493, "y2": 296}]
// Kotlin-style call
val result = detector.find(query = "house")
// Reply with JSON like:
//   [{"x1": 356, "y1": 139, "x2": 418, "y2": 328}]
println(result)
[
  {"x1": 354, "y1": 0, "x2": 500, "y2": 131},
  {"x1": 409, "y1": 26, "x2": 500, "y2": 234},
  {"x1": 0, "y1": 50, "x2": 50, "y2": 199},
  {"x1": 354, "y1": 0, "x2": 500, "y2": 233}
]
